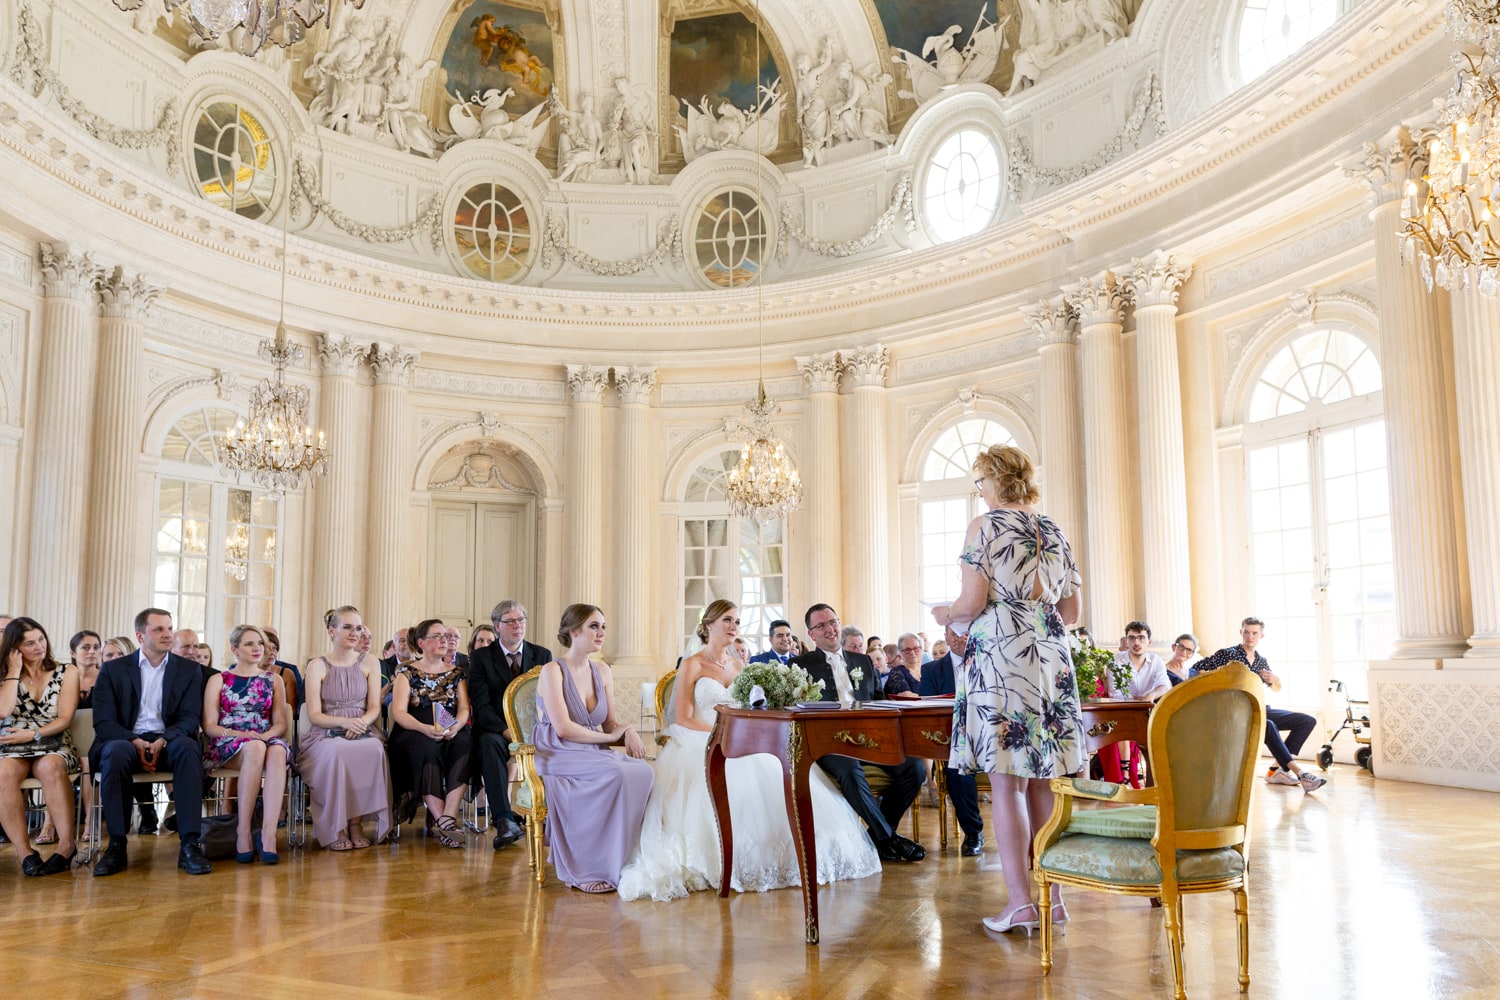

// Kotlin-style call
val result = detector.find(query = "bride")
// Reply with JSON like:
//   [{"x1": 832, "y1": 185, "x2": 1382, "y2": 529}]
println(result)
[{"x1": 618, "y1": 600, "x2": 881, "y2": 902}]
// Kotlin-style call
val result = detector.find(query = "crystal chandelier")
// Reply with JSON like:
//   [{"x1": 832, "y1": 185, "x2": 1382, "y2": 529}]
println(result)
[
  {"x1": 110, "y1": 0, "x2": 362, "y2": 57},
  {"x1": 1401, "y1": 0, "x2": 1500, "y2": 295},
  {"x1": 221, "y1": 213, "x2": 330, "y2": 500}
]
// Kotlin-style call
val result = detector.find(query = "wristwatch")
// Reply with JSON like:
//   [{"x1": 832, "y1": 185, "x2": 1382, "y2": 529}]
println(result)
[{"x1": 32, "y1": 730, "x2": 40, "y2": 742}]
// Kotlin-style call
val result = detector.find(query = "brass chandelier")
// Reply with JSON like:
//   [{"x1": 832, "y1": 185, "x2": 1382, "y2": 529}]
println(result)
[
  {"x1": 1402, "y1": 0, "x2": 1500, "y2": 295},
  {"x1": 110, "y1": 0, "x2": 362, "y2": 56}
]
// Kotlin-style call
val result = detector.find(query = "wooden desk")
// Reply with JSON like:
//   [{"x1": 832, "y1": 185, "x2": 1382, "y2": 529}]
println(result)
[
  {"x1": 706, "y1": 703, "x2": 953, "y2": 945},
  {"x1": 1081, "y1": 698, "x2": 1154, "y2": 786}
]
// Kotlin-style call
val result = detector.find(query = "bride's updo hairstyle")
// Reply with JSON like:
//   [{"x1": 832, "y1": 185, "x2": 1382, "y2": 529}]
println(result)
[
  {"x1": 696, "y1": 599, "x2": 738, "y2": 644},
  {"x1": 557, "y1": 603, "x2": 604, "y2": 648},
  {"x1": 974, "y1": 444, "x2": 1042, "y2": 505}
]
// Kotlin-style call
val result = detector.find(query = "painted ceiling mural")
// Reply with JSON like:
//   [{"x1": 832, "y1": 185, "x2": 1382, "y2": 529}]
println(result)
[{"x1": 437, "y1": 0, "x2": 556, "y2": 115}]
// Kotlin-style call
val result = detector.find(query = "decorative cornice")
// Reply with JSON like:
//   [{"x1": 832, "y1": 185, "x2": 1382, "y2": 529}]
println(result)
[
  {"x1": 317, "y1": 333, "x2": 365, "y2": 378},
  {"x1": 1063, "y1": 272, "x2": 1125, "y2": 329},
  {"x1": 411, "y1": 369, "x2": 565, "y2": 401},
  {"x1": 841, "y1": 344, "x2": 889, "y2": 388},
  {"x1": 97, "y1": 267, "x2": 163, "y2": 320},
  {"x1": 38, "y1": 243, "x2": 103, "y2": 300},
  {"x1": 796, "y1": 352, "x2": 841, "y2": 393},
  {"x1": 1345, "y1": 124, "x2": 1430, "y2": 207},
  {"x1": 1022, "y1": 296, "x2": 1077, "y2": 347},
  {"x1": 566, "y1": 364, "x2": 609, "y2": 403},
  {"x1": 614, "y1": 365, "x2": 657, "y2": 405},
  {"x1": 1126, "y1": 251, "x2": 1194, "y2": 310},
  {"x1": 369, "y1": 342, "x2": 419, "y2": 386}
]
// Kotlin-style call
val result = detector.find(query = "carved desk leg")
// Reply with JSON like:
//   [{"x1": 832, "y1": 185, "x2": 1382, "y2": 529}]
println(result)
[
  {"x1": 777, "y1": 722, "x2": 820, "y2": 944},
  {"x1": 707, "y1": 725, "x2": 734, "y2": 900}
]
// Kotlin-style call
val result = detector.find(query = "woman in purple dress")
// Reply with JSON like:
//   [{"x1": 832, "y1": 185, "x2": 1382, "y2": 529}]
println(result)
[
  {"x1": 202, "y1": 625, "x2": 291, "y2": 864},
  {"x1": 533, "y1": 604, "x2": 652, "y2": 893}
]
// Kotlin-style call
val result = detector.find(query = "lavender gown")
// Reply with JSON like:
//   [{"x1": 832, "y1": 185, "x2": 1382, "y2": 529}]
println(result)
[{"x1": 533, "y1": 660, "x2": 653, "y2": 888}]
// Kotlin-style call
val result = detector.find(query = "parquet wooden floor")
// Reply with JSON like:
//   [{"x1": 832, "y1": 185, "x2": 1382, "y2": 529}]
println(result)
[{"x1": 3, "y1": 766, "x2": 1497, "y2": 999}]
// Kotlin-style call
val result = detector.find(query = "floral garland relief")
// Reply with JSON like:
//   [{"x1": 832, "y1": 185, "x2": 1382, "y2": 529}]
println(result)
[
  {"x1": 776, "y1": 172, "x2": 917, "y2": 262},
  {"x1": 1006, "y1": 73, "x2": 1167, "y2": 194},
  {"x1": 539, "y1": 214, "x2": 683, "y2": 276},
  {"x1": 290, "y1": 156, "x2": 445, "y2": 250}
]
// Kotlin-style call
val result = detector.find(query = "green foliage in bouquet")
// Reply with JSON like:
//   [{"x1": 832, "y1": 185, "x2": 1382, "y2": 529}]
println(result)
[
  {"x1": 729, "y1": 661, "x2": 826, "y2": 709},
  {"x1": 1069, "y1": 628, "x2": 1132, "y2": 700}
]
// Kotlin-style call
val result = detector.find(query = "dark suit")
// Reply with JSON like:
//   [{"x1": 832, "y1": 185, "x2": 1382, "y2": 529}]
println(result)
[
  {"x1": 919, "y1": 653, "x2": 983, "y2": 840},
  {"x1": 792, "y1": 649, "x2": 926, "y2": 845},
  {"x1": 91, "y1": 651, "x2": 206, "y2": 841},
  {"x1": 468, "y1": 639, "x2": 552, "y2": 822}
]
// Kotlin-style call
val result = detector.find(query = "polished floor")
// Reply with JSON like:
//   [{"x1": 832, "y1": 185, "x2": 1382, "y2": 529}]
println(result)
[{"x1": 3, "y1": 765, "x2": 1497, "y2": 999}]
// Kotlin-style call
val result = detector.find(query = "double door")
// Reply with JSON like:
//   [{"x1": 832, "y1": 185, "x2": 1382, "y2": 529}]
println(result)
[{"x1": 427, "y1": 498, "x2": 536, "y2": 633}]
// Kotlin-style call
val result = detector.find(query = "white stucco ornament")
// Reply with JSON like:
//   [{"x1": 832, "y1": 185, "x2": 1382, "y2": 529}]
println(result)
[
  {"x1": 1008, "y1": 0, "x2": 1134, "y2": 96},
  {"x1": 891, "y1": 8, "x2": 1009, "y2": 105},
  {"x1": 448, "y1": 88, "x2": 550, "y2": 153},
  {"x1": 675, "y1": 81, "x2": 786, "y2": 163}
]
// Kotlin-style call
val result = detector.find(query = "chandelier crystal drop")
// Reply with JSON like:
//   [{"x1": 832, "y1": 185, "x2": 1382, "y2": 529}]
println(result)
[
  {"x1": 110, "y1": 0, "x2": 362, "y2": 57},
  {"x1": 725, "y1": 381, "x2": 803, "y2": 525},
  {"x1": 221, "y1": 321, "x2": 330, "y2": 500},
  {"x1": 1401, "y1": 0, "x2": 1500, "y2": 296}
]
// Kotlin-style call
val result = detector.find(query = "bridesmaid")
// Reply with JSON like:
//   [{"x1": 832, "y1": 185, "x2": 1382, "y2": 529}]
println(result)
[
  {"x1": 389, "y1": 619, "x2": 472, "y2": 848},
  {"x1": 202, "y1": 625, "x2": 291, "y2": 864},
  {"x1": 533, "y1": 604, "x2": 652, "y2": 893},
  {"x1": 300, "y1": 606, "x2": 392, "y2": 851}
]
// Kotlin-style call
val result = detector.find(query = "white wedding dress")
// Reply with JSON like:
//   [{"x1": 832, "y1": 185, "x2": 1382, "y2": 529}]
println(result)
[{"x1": 617, "y1": 676, "x2": 881, "y2": 902}]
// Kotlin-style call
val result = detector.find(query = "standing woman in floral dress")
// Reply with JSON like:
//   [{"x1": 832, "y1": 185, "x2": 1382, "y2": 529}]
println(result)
[{"x1": 933, "y1": 444, "x2": 1085, "y2": 936}]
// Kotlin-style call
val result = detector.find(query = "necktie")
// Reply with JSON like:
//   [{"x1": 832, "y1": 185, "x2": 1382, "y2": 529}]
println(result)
[{"x1": 508, "y1": 651, "x2": 521, "y2": 674}]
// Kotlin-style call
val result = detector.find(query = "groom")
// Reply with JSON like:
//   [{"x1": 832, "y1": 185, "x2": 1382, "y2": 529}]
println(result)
[{"x1": 792, "y1": 603, "x2": 926, "y2": 863}]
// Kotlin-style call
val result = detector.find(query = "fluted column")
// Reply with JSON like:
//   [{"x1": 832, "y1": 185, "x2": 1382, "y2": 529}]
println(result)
[
  {"x1": 1349, "y1": 127, "x2": 1467, "y2": 657},
  {"x1": 85, "y1": 268, "x2": 163, "y2": 632},
  {"x1": 366, "y1": 343, "x2": 418, "y2": 638},
  {"x1": 613, "y1": 366, "x2": 656, "y2": 665},
  {"x1": 311, "y1": 334, "x2": 366, "y2": 617},
  {"x1": 839, "y1": 345, "x2": 891, "y2": 633},
  {"x1": 1451, "y1": 286, "x2": 1500, "y2": 654},
  {"x1": 27, "y1": 245, "x2": 104, "y2": 634},
  {"x1": 565, "y1": 365, "x2": 608, "y2": 607},
  {"x1": 796, "y1": 353, "x2": 844, "y2": 614},
  {"x1": 1127, "y1": 251, "x2": 1195, "y2": 639},
  {"x1": 1024, "y1": 297, "x2": 1086, "y2": 576},
  {"x1": 1066, "y1": 271, "x2": 1133, "y2": 635}
]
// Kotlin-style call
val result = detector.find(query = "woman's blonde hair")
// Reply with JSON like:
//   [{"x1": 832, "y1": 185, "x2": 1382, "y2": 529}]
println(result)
[
  {"x1": 696, "y1": 599, "x2": 738, "y2": 643},
  {"x1": 324, "y1": 605, "x2": 360, "y2": 630},
  {"x1": 974, "y1": 444, "x2": 1041, "y2": 505},
  {"x1": 228, "y1": 624, "x2": 269, "y2": 670}
]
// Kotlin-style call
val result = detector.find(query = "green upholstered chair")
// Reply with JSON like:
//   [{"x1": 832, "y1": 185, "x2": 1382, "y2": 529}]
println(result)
[
  {"x1": 1033, "y1": 663, "x2": 1266, "y2": 1000},
  {"x1": 503, "y1": 666, "x2": 548, "y2": 884}
]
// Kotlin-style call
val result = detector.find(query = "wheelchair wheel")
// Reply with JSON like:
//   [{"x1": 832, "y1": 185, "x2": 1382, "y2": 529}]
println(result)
[
  {"x1": 1316, "y1": 746, "x2": 1334, "y2": 769},
  {"x1": 1356, "y1": 745, "x2": 1372, "y2": 772}
]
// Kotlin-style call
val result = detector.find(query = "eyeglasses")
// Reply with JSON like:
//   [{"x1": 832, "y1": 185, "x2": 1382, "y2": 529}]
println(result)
[
  {"x1": 898, "y1": 646, "x2": 921, "y2": 655},
  {"x1": 809, "y1": 619, "x2": 840, "y2": 633},
  {"x1": 973, "y1": 478, "x2": 986, "y2": 492},
  {"x1": 498, "y1": 617, "x2": 526, "y2": 627},
  {"x1": 1173, "y1": 643, "x2": 1196, "y2": 654}
]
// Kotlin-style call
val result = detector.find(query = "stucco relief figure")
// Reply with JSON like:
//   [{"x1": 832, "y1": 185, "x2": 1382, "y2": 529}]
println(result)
[
  {"x1": 549, "y1": 92, "x2": 603, "y2": 182},
  {"x1": 796, "y1": 40, "x2": 836, "y2": 166},
  {"x1": 832, "y1": 62, "x2": 894, "y2": 147},
  {"x1": 448, "y1": 87, "x2": 551, "y2": 152},
  {"x1": 891, "y1": 9, "x2": 1009, "y2": 106},
  {"x1": 381, "y1": 55, "x2": 444, "y2": 158},
  {"x1": 603, "y1": 79, "x2": 656, "y2": 185},
  {"x1": 1006, "y1": 0, "x2": 1133, "y2": 96},
  {"x1": 674, "y1": 81, "x2": 785, "y2": 163}
]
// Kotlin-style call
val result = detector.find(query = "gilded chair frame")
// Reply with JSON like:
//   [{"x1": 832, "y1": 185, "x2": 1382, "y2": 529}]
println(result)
[
  {"x1": 503, "y1": 665, "x2": 548, "y2": 884},
  {"x1": 1032, "y1": 664, "x2": 1266, "y2": 1000},
  {"x1": 653, "y1": 669, "x2": 678, "y2": 749}
]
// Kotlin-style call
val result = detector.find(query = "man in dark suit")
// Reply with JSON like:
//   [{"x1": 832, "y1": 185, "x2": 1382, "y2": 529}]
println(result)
[
  {"x1": 442, "y1": 625, "x2": 471, "y2": 670},
  {"x1": 919, "y1": 627, "x2": 984, "y2": 856},
  {"x1": 748, "y1": 619, "x2": 797, "y2": 665},
  {"x1": 91, "y1": 607, "x2": 211, "y2": 876},
  {"x1": 792, "y1": 603, "x2": 926, "y2": 863},
  {"x1": 468, "y1": 599, "x2": 551, "y2": 850}
]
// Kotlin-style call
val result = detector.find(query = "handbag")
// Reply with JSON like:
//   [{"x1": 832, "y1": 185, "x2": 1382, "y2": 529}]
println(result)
[{"x1": 199, "y1": 802, "x2": 263, "y2": 860}]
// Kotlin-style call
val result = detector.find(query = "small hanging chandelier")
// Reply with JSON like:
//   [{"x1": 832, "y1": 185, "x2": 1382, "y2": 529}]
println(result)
[{"x1": 110, "y1": 0, "x2": 362, "y2": 57}]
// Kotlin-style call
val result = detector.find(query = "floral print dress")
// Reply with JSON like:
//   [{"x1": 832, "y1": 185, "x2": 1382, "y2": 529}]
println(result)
[
  {"x1": 950, "y1": 508, "x2": 1086, "y2": 779},
  {"x1": 0, "y1": 668, "x2": 78, "y2": 772},
  {"x1": 203, "y1": 672, "x2": 291, "y2": 769}
]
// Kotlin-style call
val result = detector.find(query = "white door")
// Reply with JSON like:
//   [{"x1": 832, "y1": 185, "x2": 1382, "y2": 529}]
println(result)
[{"x1": 429, "y1": 498, "x2": 537, "y2": 632}]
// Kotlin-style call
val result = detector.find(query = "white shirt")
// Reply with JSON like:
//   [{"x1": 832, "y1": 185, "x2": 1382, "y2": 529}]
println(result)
[
  {"x1": 136, "y1": 649, "x2": 168, "y2": 733},
  {"x1": 825, "y1": 649, "x2": 854, "y2": 707},
  {"x1": 1110, "y1": 651, "x2": 1170, "y2": 700}
]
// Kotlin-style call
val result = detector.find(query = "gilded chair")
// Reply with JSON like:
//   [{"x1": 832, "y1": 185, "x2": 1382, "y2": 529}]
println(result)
[
  {"x1": 653, "y1": 669, "x2": 678, "y2": 749},
  {"x1": 503, "y1": 666, "x2": 548, "y2": 884},
  {"x1": 1033, "y1": 663, "x2": 1266, "y2": 1000}
]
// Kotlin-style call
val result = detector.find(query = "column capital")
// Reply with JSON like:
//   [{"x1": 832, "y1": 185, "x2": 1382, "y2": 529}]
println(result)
[
  {"x1": 841, "y1": 344, "x2": 889, "y2": 388},
  {"x1": 566, "y1": 364, "x2": 609, "y2": 403},
  {"x1": 38, "y1": 243, "x2": 104, "y2": 300},
  {"x1": 1346, "y1": 124, "x2": 1429, "y2": 207},
  {"x1": 1063, "y1": 271, "x2": 1126, "y2": 328},
  {"x1": 1022, "y1": 296, "x2": 1077, "y2": 347},
  {"x1": 796, "y1": 352, "x2": 841, "y2": 393},
  {"x1": 369, "y1": 342, "x2": 419, "y2": 385},
  {"x1": 614, "y1": 365, "x2": 657, "y2": 405},
  {"x1": 97, "y1": 267, "x2": 163, "y2": 320},
  {"x1": 317, "y1": 333, "x2": 366, "y2": 378},
  {"x1": 1126, "y1": 251, "x2": 1194, "y2": 309}
]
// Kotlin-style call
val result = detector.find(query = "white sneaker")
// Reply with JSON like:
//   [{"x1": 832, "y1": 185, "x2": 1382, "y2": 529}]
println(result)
[
  {"x1": 1299, "y1": 771, "x2": 1328, "y2": 792},
  {"x1": 1266, "y1": 769, "x2": 1301, "y2": 786}
]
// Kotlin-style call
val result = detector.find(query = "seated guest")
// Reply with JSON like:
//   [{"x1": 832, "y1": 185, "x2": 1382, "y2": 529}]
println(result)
[
  {"x1": 468, "y1": 600, "x2": 548, "y2": 851},
  {"x1": 102, "y1": 636, "x2": 136, "y2": 662},
  {"x1": 0, "y1": 618, "x2": 81, "y2": 875},
  {"x1": 99, "y1": 633, "x2": 156, "y2": 834},
  {"x1": 379, "y1": 628, "x2": 412, "y2": 701},
  {"x1": 202, "y1": 625, "x2": 290, "y2": 864},
  {"x1": 869, "y1": 645, "x2": 891, "y2": 691},
  {"x1": 533, "y1": 604, "x2": 652, "y2": 893},
  {"x1": 748, "y1": 619, "x2": 797, "y2": 665},
  {"x1": 300, "y1": 606, "x2": 392, "y2": 851},
  {"x1": 356, "y1": 625, "x2": 374, "y2": 657},
  {"x1": 919, "y1": 627, "x2": 985, "y2": 856},
  {"x1": 467, "y1": 624, "x2": 497, "y2": 658},
  {"x1": 390, "y1": 619, "x2": 473, "y2": 848},
  {"x1": 71, "y1": 631, "x2": 103, "y2": 709},
  {"x1": 1193, "y1": 616, "x2": 1325, "y2": 791},
  {"x1": 794, "y1": 604, "x2": 926, "y2": 863},
  {"x1": 931, "y1": 638, "x2": 949, "y2": 662},
  {"x1": 840, "y1": 625, "x2": 866, "y2": 655},
  {"x1": 442, "y1": 625, "x2": 470, "y2": 670},
  {"x1": 865, "y1": 636, "x2": 883, "y2": 655},
  {"x1": 262, "y1": 628, "x2": 302, "y2": 717},
  {"x1": 885, "y1": 633, "x2": 925, "y2": 698},
  {"x1": 730, "y1": 637, "x2": 752, "y2": 666},
  {"x1": 91, "y1": 607, "x2": 211, "y2": 876},
  {"x1": 1108, "y1": 622, "x2": 1173, "y2": 701},
  {"x1": 193, "y1": 642, "x2": 214, "y2": 671},
  {"x1": 1164, "y1": 633, "x2": 1198, "y2": 686},
  {"x1": 381, "y1": 640, "x2": 397, "y2": 660}
]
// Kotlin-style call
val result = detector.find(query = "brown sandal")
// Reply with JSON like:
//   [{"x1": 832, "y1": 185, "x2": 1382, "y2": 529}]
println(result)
[{"x1": 434, "y1": 815, "x2": 465, "y2": 849}]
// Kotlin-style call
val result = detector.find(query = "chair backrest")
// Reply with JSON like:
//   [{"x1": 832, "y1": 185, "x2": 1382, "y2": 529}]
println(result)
[
  {"x1": 70, "y1": 707, "x2": 94, "y2": 762},
  {"x1": 504, "y1": 666, "x2": 543, "y2": 745},
  {"x1": 654, "y1": 669, "x2": 678, "y2": 728},
  {"x1": 1147, "y1": 663, "x2": 1266, "y2": 854}
]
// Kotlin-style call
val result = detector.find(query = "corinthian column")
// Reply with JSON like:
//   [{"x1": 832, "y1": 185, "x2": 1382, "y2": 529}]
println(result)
[
  {"x1": 86, "y1": 268, "x2": 163, "y2": 631},
  {"x1": 613, "y1": 366, "x2": 656, "y2": 667},
  {"x1": 796, "y1": 353, "x2": 843, "y2": 612},
  {"x1": 1023, "y1": 297, "x2": 1085, "y2": 574},
  {"x1": 1065, "y1": 271, "x2": 1133, "y2": 635},
  {"x1": 311, "y1": 334, "x2": 366, "y2": 617},
  {"x1": 565, "y1": 365, "x2": 608, "y2": 607},
  {"x1": 1450, "y1": 286, "x2": 1500, "y2": 654},
  {"x1": 1126, "y1": 251, "x2": 1195, "y2": 639},
  {"x1": 839, "y1": 345, "x2": 891, "y2": 633},
  {"x1": 27, "y1": 245, "x2": 104, "y2": 633},
  {"x1": 366, "y1": 343, "x2": 418, "y2": 638},
  {"x1": 1348, "y1": 127, "x2": 1467, "y2": 657}
]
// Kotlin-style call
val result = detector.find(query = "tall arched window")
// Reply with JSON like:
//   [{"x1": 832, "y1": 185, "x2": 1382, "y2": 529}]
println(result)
[
  {"x1": 1230, "y1": 0, "x2": 1343, "y2": 85},
  {"x1": 155, "y1": 406, "x2": 281, "y2": 649},
  {"x1": 916, "y1": 416, "x2": 1018, "y2": 614},
  {"x1": 1242, "y1": 328, "x2": 1389, "y2": 708},
  {"x1": 678, "y1": 449, "x2": 786, "y2": 654}
]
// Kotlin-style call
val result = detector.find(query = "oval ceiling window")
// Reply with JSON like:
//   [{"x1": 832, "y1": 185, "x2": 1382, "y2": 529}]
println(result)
[
  {"x1": 695, "y1": 189, "x2": 765, "y2": 288},
  {"x1": 923, "y1": 129, "x2": 1002, "y2": 244},
  {"x1": 453, "y1": 182, "x2": 532, "y2": 282},
  {"x1": 192, "y1": 101, "x2": 277, "y2": 220}
]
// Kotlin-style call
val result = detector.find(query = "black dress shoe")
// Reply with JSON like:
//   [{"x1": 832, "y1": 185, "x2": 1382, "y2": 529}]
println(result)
[
  {"x1": 890, "y1": 834, "x2": 926, "y2": 861},
  {"x1": 961, "y1": 832, "x2": 984, "y2": 857},
  {"x1": 492, "y1": 818, "x2": 524, "y2": 850},
  {"x1": 178, "y1": 838, "x2": 212, "y2": 875},
  {"x1": 21, "y1": 852, "x2": 45, "y2": 877},
  {"x1": 40, "y1": 850, "x2": 78, "y2": 875},
  {"x1": 875, "y1": 838, "x2": 906, "y2": 863},
  {"x1": 93, "y1": 842, "x2": 129, "y2": 877},
  {"x1": 164, "y1": 814, "x2": 178, "y2": 834},
  {"x1": 137, "y1": 806, "x2": 158, "y2": 836}
]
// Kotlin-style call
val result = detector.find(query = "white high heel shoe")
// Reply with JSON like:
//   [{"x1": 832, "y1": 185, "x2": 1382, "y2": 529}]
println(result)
[{"x1": 983, "y1": 904, "x2": 1041, "y2": 936}]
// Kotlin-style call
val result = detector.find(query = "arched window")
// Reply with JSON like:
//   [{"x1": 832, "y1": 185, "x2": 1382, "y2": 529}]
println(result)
[
  {"x1": 191, "y1": 101, "x2": 277, "y2": 220},
  {"x1": 916, "y1": 416, "x2": 1018, "y2": 613},
  {"x1": 1242, "y1": 328, "x2": 1389, "y2": 709},
  {"x1": 679, "y1": 449, "x2": 786, "y2": 653},
  {"x1": 1231, "y1": 0, "x2": 1342, "y2": 85},
  {"x1": 154, "y1": 406, "x2": 281, "y2": 649}
]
